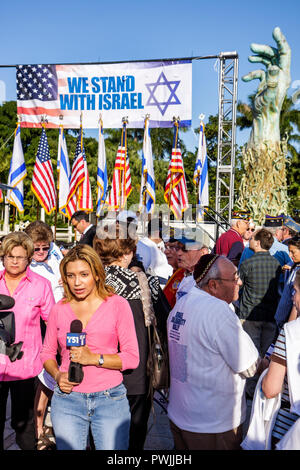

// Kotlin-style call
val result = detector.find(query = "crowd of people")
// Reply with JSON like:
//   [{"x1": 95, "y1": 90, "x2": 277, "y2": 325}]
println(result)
[{"x1": 0, "y1": 208, "x2": 299, "y2": 451}]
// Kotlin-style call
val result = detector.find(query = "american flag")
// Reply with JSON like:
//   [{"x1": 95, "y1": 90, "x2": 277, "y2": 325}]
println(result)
[
  {"x1": 65, "y1": 126, "x2": 93, "y2": 219},
  {"x1": 164, "y1": 121, "x2": 189, "y2": 219},
  {"x1": 107, "y1": 121, "x2": 132, "y2": 211},
  {"x1": 31, "y1": 127, "x2": 57, "y2": 214},
  {"x1": 16, "y1": 64, "x2": 76, "y2": 128}
]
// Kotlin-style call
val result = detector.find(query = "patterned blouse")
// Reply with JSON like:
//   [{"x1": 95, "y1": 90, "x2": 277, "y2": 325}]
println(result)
[{"x1": 104, "y1": 265, "x2": 160, "y2": 302}]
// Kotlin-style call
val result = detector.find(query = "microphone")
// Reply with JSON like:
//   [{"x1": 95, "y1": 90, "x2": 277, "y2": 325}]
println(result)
[{"x1": 66, "y1": 320, "x2": 86, "y2": 383}]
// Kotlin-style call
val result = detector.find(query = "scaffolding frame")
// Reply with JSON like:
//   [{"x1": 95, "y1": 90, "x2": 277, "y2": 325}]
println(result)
[{"x1": 215, "y1": 52, "x2": 239, "y2": 236}]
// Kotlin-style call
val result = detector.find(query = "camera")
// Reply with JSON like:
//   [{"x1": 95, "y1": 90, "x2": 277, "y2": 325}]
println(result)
[{"x1": 0, "y1": 294, "x2": 23, "y2": 362}]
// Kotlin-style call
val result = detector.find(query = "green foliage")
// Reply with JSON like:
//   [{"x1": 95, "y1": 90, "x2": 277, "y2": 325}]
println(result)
[{"x1": 0, "y1": 96, "x2": 298, "y2": 227}]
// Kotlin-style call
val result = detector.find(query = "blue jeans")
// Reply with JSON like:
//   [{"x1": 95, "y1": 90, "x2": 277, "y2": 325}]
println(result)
[{"x1": 51, "y1": 383, "x2": 130, "y2": 450}]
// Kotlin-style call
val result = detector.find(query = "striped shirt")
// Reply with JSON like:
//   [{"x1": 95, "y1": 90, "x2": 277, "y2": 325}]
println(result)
[{"x1": 270, "y1": 328, "x2": 299, "y2": 441}]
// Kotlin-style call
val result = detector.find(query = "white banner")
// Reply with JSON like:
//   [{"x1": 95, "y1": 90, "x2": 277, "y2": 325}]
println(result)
[{"x1": 16, "y1": 60, "x2": 192, "y2": 129}]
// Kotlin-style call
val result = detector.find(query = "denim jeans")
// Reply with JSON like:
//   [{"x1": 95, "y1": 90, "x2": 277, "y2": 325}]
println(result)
[{"x1": 51, "y1": 383, "x2": 130, "y2": 450}]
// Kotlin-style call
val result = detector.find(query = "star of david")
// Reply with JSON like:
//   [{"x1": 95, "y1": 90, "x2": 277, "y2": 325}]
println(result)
[{"x1": 145, "y1": 71, "x2": 181, "y2": 116}]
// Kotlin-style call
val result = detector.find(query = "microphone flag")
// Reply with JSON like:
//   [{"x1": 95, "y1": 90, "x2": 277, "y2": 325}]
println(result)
[{"x1": 67, "y1": 320, "x2": 85, "y2": 384}]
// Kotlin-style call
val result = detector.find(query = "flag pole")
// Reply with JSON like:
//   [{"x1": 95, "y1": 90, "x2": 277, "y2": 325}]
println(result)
[
  {"x1": 55, "y1": 116, "x2": 64, "y2": 240},
  {"x1": 142, "y1": 114, "x2": 150, "y2": 234},
  {"x1": 197, "y1": 113, "x2": 206, "y2": 224}
]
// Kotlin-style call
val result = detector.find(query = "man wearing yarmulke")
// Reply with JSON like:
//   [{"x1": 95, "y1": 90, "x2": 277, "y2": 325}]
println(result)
[
  {"x1": 167, "y1": 254, "x2": 268, "y2": 450},
  {"x1": 213, "y1": 211, "x2": 250, "y2": 266}
]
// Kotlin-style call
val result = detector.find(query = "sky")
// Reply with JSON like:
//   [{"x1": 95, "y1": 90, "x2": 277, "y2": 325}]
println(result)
[{"x1": 0, "y1": 0, "x2": 299, "y2": 153}]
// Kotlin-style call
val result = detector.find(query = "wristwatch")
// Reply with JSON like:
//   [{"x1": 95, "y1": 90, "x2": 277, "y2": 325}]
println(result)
[{"x1": 98, "y1": 354, "x2": 104, "y2": 367}]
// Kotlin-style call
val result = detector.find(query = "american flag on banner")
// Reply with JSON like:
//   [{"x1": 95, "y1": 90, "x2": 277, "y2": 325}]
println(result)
[
  {"x1": 31, "y1": 127, "x2": 56, "y2": 214},
  {"x1": 164, "y1": 121, "x2": 189, "y2": 219},
  {"x1": 107, "y1": 120, "x2": 132, "y2": 211},
  {"x1": 16, "y1": 64, "x2": 75, "y2": 128},
  {"x1": 96, "y1": 118, "x2": 108, "y2": 217},
  {"x1": 65, "y1": 127, "x2": 93, "y2": 218}
]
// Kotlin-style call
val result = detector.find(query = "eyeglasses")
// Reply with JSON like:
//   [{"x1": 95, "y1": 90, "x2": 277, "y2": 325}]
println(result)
[
  {"x1": 214, "y1": 274, "x2": 240, "y2": 284},
  {"x1": 34, "y1": 246, "x2": 50, "y2": 252},
  {"x1": 5, "y1": 255, "x2": 28, "y2": 262}
]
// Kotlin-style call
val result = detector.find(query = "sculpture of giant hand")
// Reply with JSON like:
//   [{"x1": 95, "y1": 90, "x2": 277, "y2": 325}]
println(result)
[{"x1": 242, "y1": 27, "x2": 291, "y2": 146}]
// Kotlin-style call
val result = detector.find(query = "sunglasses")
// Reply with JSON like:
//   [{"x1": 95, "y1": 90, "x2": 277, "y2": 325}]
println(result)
[
  {"x1": 247, "y1": 228, "x2": 255, "y2": 232},
  {"x1": 34, "y1": 246, "x2": 50, "y2": 252}
]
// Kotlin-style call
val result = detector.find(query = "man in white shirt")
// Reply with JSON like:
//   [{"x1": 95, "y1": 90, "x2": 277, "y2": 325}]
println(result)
[
  {"x1": 167, "y1": 254, "x2": 267, "y2": 450},
  {"x1": 136, "y1": 218, "x2": 172, "y2": 286}
]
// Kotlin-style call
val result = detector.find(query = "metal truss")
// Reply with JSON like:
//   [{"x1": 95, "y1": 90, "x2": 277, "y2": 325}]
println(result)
[{"x1": 215, "y1": 52, "x2": 239, "y2": 233}]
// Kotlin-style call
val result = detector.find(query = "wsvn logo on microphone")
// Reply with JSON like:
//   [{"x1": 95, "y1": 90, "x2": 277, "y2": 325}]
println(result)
[{"x1": 66, "y1": 333, "x2": 86, "y2": 347}]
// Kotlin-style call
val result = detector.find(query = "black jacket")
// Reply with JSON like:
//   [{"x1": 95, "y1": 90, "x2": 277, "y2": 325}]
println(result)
[{"x1": 78, "y1": 225, "x2": 96, "y2": 247}]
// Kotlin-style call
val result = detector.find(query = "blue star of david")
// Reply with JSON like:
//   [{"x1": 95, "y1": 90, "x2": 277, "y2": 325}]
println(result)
[
  {"x1": 170, "y1": 311, "x2": 186, "y2": 331},
  {"x1": 145, "y1": 71, "x2": 181, "y2": 116}
]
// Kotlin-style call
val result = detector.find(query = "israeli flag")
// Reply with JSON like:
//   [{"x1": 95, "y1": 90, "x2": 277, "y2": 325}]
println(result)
[
  {"x1": 139, "y1": 117, "x2": 155, "y2": 214},
  {"x1": 7, "y1": 124, "x2": 27, "y2": 213},
  {"x1": 194, "y1": 120, "x2": 209, "y2": 221},
  {"x1": 57, "y1": 126, "x2": 71, "y2": 215},
  {"x1": 96, "y1": 120, "x2": 108, "y2": 217}
]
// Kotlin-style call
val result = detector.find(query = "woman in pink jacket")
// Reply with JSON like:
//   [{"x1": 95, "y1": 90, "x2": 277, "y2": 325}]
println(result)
[{"x1": 41, "y1": 244, "x2": 139, "y2": 450}]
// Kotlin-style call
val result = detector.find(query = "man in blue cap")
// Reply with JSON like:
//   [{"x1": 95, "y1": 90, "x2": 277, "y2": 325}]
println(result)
[
  {"x1": 174, "y1": 234, "x2": 209, "y2": 301},
  {"x1": 281, "y1": 215, "x2": 300, "y2": 245}
]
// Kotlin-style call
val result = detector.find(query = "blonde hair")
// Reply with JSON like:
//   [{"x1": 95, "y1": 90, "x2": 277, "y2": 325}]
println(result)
[
  {"x1": 0, "y1": 231, "x2": 34, "y2": 263},
  {"x1": 59, "y1": 244, "x2": 114, "y2": 302}
]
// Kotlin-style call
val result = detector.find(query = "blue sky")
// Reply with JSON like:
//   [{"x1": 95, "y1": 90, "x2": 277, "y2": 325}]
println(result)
[{"x1": 0, "y1": 0, "x2": 298, "y2": 152}]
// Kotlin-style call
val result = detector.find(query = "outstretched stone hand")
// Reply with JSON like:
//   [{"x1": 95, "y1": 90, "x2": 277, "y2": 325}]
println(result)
[{"x1": 242, "y1": 27, "x2": 291, "y2": 145}]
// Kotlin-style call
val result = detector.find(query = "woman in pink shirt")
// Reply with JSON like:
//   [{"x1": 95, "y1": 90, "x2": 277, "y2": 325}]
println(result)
[
  {"x1": 41, "y1": 244, "x2": 139, "y2": 450},
  {"x1": 0, "y1": 231, "x2": 55, "y2": 450}
]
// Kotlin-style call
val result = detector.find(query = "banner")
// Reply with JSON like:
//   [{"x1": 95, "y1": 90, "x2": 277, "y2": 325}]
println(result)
[{"x1": 16, "y1": 61, "x2": 192, "y2": 128}]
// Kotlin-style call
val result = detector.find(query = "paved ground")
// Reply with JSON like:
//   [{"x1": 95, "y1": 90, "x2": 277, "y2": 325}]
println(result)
[
  {"x1": 4, "y1": 391, "x2": 253, "y2": 451},
  {"x1": 4, "y1": 390, "x2": 174, "y2": 451}
]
